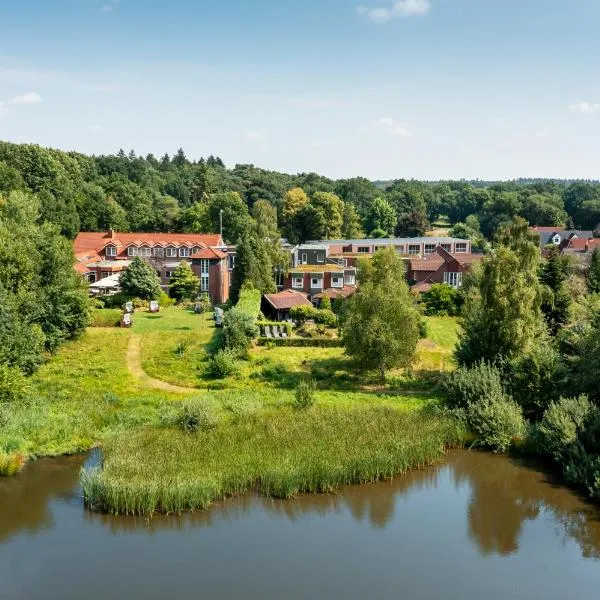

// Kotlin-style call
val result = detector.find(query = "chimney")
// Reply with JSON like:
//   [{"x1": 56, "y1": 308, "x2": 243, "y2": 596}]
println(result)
[{"x1": 108, "y1": 228, "x2": 115, "y2": 239}]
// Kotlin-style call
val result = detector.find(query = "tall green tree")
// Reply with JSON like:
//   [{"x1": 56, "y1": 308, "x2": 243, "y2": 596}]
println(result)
[
  {"x1": 119, "y1": 257, "x2": 162, "y2": 300},
  {"x1": 540, "y1": 248, "x2": 571, "y2": 334},
  {"x1": 341, "y1": 248, "x2": 420, "y2": 382},
  {"x1": 456, "y1": 218, "x2": 546, "y2": 365},
  {"x1": 229, "y1": 233, "x2": 275, "y2": 305},
  {"x1": 365, "y1": 197, "x2": 396, "y2": 236},
  {"x1": 588, "y1": 247, "x2": 600, "y2": 294},
  {"x1": 341, "y1": 203, "x2": 364, "y2": 239}
]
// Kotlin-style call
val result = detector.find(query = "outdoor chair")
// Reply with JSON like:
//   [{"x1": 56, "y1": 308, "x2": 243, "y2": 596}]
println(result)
[
  {"x1": 264, "y1": 326, "x2": 272, "y2": 338},
  {"x1": 272, "y1": 326, "x2": 281, "y2": 338}
]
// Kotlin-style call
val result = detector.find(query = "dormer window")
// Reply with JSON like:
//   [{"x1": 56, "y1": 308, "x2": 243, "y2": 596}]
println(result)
[
  {"x1": 153, "y1": 247, "x2": 165, "y2": 258},
  {"x1": 166, "y1": 247, "x2": 177, "y2": 258},
  {"x1": 127, "y1": 246, "x2": 138, "y2": 257},
  {"x1": 179, "y1": 247, "x2": 190, "y2": 258},
  {"x1": 552, "y1": 234, "x2": 562, "y2": 245},
  {"x1": 140, "y1": 247, "x2": 152, "y2": 257},
  {"x1": 106, "y1": 245, "x2": 117, "y2": 257}
]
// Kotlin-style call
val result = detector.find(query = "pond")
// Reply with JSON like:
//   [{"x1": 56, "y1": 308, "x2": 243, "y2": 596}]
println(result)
[{"x1": 1, "y1": 450, "x2": 600, "y2": 599}]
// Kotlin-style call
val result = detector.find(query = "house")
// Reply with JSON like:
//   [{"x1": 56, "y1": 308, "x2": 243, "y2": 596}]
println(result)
[
  {"x1": 407, "y1": 246, "x2": 484, "y2": 293},
  {"x1": 73, "y1": 230, "x2": 231, "y2": 304},
  {"x1": 299, "y1": 236, "x2": 472, "y2": 265},
  {"x1": 283, "y1": 264, "x2": 357, "y2": 303},
  {"x1": 532, "y1": 227, "x2": 594, "y2": 249},
  {"x1": 262, "y1": 289, "x2": 312, "y2": 321}
]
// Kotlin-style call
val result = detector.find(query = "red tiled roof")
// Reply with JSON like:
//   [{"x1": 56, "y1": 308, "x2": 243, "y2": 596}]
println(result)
[
  {"x1": 74, "y1": 231, "x2": 223, "y2": 254},
  {"x1": 191, "y1": 247, "x2": 228, "y2": 260},
  {"x1": 312, "y1": 286, "x2": 356, "y2": 300},
  {"x1": 74, "y1": 250, "x2": 102, "y2": 273},
  {"x1": 408, "y1": 258, "x2": 444, "y2": 272},
  {"x1": 264, "y1": 289, "x2": 312, "y2": 311},
  {"x1": 532, "y1": 226, "x2": 565, "y2": 232},
  {"x1": 454, "y1": 253, "x2": 485, "y2": 266},
  {"x1": 411, "y1": 282, "x2": 433, "y2": 293}
]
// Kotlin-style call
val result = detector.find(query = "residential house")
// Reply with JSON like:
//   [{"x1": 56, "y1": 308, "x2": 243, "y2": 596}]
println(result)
[
  {"x1": 73, "y1": 230, "x2": 231, "y2": 304},
  {"x1": 532, "y1": 227, "x2": 594, "y2": 250},
  {"x1": 262, "y1": 289, "x2": 312, "y2": 321},
  {"x1": 407, "y1": 246, "x2": 484, "y2": 293}
]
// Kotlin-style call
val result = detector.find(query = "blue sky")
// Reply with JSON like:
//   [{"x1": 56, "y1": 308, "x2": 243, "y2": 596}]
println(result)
[{"x1": 1, "y1": 0, "x2": 600, "y2": 180}]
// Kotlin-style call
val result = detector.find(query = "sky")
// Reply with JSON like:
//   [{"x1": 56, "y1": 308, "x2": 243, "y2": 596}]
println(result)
[{"x1": 1, "y1": 0, "x2": 600, "y2": 180}]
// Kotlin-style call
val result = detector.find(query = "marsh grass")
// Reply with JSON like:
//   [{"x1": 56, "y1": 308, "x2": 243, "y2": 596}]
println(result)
[
  {"x1": 0, "y1": 451, "x2": 25, "y2": 476},
  {"x1": 81, "y1": 406, "x2": 466, "y2": 515}
]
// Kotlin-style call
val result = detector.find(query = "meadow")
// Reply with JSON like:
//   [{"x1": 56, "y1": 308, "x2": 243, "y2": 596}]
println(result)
[{"x1": 0, "y1": 307, "x2": 460, "y2": 481}]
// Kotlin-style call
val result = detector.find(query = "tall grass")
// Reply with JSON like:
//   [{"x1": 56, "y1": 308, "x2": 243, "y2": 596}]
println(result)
[
  {"x1": 0, "y1": 452, "x2": 25, "y2": 476},
  {"x1": 81, "y1": 406, "x2": 466, "y2": 515}
]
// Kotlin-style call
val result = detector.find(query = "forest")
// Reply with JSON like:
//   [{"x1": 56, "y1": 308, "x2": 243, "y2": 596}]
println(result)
[{"x1": 1, "y1": 141, "x2": 600, "y2": 247}]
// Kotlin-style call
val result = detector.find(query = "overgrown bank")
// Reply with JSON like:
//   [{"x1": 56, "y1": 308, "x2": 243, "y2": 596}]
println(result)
[{"x1": 81, "y1": 406, "x2": 466, "y2": 515}]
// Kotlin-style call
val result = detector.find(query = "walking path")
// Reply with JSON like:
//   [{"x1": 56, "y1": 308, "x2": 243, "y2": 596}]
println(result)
[{"x1": 126, "y1": 334, "x2": 195, "y2": 393}]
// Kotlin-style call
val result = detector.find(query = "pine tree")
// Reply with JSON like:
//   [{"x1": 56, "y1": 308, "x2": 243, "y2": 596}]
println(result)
[{"x1": 540, "y1": 248, "x2": 571, "y2": 334}]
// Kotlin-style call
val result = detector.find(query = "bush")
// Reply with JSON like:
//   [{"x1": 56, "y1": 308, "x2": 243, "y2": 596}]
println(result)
[
  {"x1": 465, "y1": 392, "x2": 526, "y2": 452},
  {"x1": 289, "y1": 304, "x2": 317, "y2": 323},
  {"x1": 236, "y1": 287, "x2": 262, "y2": 319},
  {"x1": 175, "y1": 402, "x2": 218, "y2": 433},
  {"x1": 101, "y1": 292, "x2": 130, "y2": 309},
  {"x1": 89, "y1": 308, "x2": 122, "y2": 328},
  {"x1": 418, "y1": 319, "x2": 428, "y2": 339},
  {"x1": 193, "y1": 292, "x2": 211, "y2": 313},
  {"x1": 0, "y1": 363, "x2": 27, "y2": 404},
  {"x1": 294, "y1": 378, "x2": 316, "y2": 410},
  {"x1": 205, "y1": 349, "x2": 238, "y2": 379},
  {"x1": 222, "y1": 308, "x2": 258, "y2": 355},
  {"x1": 0, "y1": 451, "x2": 26, "y2": 476},
  {"x1": 313, "y1": 309, "x2": 337, "y2": 327},
  {"x1": 535, "y1": 395, "x2": 591, "y2": 462},
  {"x1": 319, "y1": 296, "x2": 332, "y2": 311},
  {"x1": 422, "y1": 284, "x2": 463, "y2": 316},
  {"x1": 256, "y1": 337, "x2": 343, "y2": 348},
  {"x1": 441, "y1": 361, "x2": 505, "y2": 410},
  {"x1": 158, "y1": 291, "x2": 175, "y2": 307}
]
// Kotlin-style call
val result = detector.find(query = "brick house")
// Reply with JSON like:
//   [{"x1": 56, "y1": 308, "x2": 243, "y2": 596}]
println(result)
[
  {"x1": 283, "y1": 264, "x2": 357, "y2": 303},
  {"x1": 73, "y1": 230, "x2": 231, "y2": 304},
  {"x1": 407, "y1": 246, "x2": 484, "y2": 293},
  {"x1": 532, "y1": 227, "x2": 594, "y2": 250}
]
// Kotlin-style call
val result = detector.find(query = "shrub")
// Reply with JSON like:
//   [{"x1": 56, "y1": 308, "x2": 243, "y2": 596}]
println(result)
[
  {"x1": 205, "y1": 349, "x2": 238, "y2": 379},
  {"x1": 158, "y1": 291, "x2": 175, "y2": 307},
  {"x1": 102, "y1": 292, "x2": 130, "y2": 309},
  {"x1": 294, "y1": 378, "x2": 316, "y2": 409},
  {"x1": 319, "y1": 296, "x2": 332, "y2": 311},
  {"x1": 175, "y1": 341, "x2": 188, "y2": 357},
  {"x1": 314, "y1": 309, "x2": 337, "y2": 327},
  {"x1": 0, "y1": 451, "x2": 26, "y2": 476},
  {"x1": 422, "y1": 284, "x2": 463, "y2": 316},
  {"x1": 193, "y1": 292, "x2": 211, "y2": 313},
  {"x1": 222, "y1": 308, "x2": 258, "y2": 355},
  {"x1": 535, "y1": 395, "x2": 591, "y2": 462},
  {"x1": 418, "y1": 319, "x2": 428, "y2": 339},
  {"x1": 236, "y1": 287, "x2": 262, "y2": 319},
  {"x1": 465, "y1": 392, "x2": 526, "y2": 452},
  {"x1": 290, "y1": 304, "x2": 317, "y2": 323},
  {"x1": 175, "y1": 402, "x2": 218, "y2": 433},
  {"x1": 441, "y1": 361, "x2": 505, "y2": 410},
  {"x1": 0, "y1": 363, "x2": 26, "y2": 404}
]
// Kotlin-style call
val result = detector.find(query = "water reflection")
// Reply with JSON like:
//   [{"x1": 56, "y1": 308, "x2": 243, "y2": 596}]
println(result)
[{"x1": 2, "y1": 450, "x2": 600, "y2": 560}]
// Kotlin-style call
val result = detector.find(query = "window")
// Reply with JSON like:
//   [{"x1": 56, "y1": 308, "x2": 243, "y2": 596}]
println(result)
[
  {"x1": 357, "y1": 246, "x2": 370, "y2": 254},
  {"x1": 153, "y1": 247, "x2": 165, "y2": 258},
  {"x1": 106, "y1": 245, "x2": 117, "y2": 257},
  {"x1": 292, "y1": 277, "x2": 304, "y2": 289},
  {"x1": 166, "y1": 247, "x2": 177, "y2": 258},
  {"x1": 127, "y1": 246, "x2": 138, "y2": 257},
  {"x1": 344, "y1": 274, "x2": 356, "y2": 286},
  {"x1": 301, "y1": 253, "x2": 308, "y2": 265},
  {"x1": 408, "y1": 244, "x2": 421, "y2": 255},
  {"x1": 228, "y1": 254, "x2": 235, "y2": 270},
  {"x1": 441, "y1": 244, "x2": 452, "y2": 252},
  {"x1": 552, "y1": 234, "x2": 561, "y2": 245},
  {"x1": 424, "y1": 244, "x2": 436, "y2": 254},
  {"x1": 444, "y1": 272, "x2": 463, "y2": 288},
  {"x1": 200, "y1": 259, "x2": 210, "y2": 292},
  {"x1": 455, "y1": 243, "x2": 467, "y2": 253},
  {"x1": 317, "y1": 253, "x2": 325, "y2": 263},
  {"x1": 311, "y1": 277, "x2": 323, "y2": 288},
  {"x1": 331, "y1": 276, "x2": 343, "y2": 288},
  {"x1": 179, "y1": 247, "x2": 190, "y2": 258},
  {"x1": 140, "y1": 247, "x2": 152, "y2": 257},
  {"x1": 395, "y1": 245, "x2": 405, "y2": 254},
  {"x1": 165, "y1": 271, "x2": 173, "y2": 279}
]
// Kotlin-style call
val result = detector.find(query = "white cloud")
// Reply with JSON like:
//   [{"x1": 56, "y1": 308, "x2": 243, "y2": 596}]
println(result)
[
  {"x1": 9, "y1": 92, "x2": 42, "y2": 105},
  {"x1": 534, "y1": 128, "x2": 551, "y2": 138},
  {"x1": 88, "y1": 124, "x2": 104, "y2": 133},
  {"x1": 359, "y1": 116, "x2": 411, "y2": 137},
  {"x1": 569, "y1": 101, "x2": 600, "y2": 114},
  {"x1": 357, "y1": 0, "x2": 431, "y2": 24}
]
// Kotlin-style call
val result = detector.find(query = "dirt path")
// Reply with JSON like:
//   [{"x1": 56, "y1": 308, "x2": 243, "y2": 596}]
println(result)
[{"x1": 126, "y1": 334, "x2": 195, "y2": 394}]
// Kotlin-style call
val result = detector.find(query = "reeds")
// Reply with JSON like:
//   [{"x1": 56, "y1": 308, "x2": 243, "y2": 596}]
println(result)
[
  {"x1": 81, "y1": 406, "x2": 466, "y2": 516},
  {"x1": 0, "y1": 451, "x2": 26, "y2": 476}
]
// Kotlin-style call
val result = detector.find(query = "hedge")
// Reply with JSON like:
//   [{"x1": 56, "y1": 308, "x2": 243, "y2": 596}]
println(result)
[
  {"x1": 256, "y1": 337, "x2": 343, "y2": 348},
  {"x1": 236, "y1": 287, "x2": 262, "y2": 320}
]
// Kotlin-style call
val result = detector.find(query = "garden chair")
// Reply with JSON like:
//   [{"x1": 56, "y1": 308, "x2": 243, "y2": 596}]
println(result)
[
  {"x1": 281, "y1": 327, "x2": 288, "y2": 338},
  {"x1": 264, "y1": 326, "x2": 272, "y2": 338},
  {"x1": 272, "y1": 325, "x2": 281, "y2": 338}
]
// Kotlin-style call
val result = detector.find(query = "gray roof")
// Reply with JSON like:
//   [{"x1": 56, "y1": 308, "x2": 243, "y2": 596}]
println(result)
[
  {"x1": 305, "y1": 237, "x2": 469, "y2": 246},
  {"x1": 86, "y1": 260, "x2": 131, "y2": 268},
  {"x1": 537, "y1": 230, "x2": 593, "y2": 246}
]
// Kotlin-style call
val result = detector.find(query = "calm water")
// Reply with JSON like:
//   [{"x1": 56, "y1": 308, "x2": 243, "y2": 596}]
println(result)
[{"x1": 1, "y1": 451, "x2": 600, "y2": 599}]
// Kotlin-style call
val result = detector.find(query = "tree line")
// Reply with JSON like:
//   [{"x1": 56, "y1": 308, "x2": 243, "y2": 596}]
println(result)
[{"x1": 2, "y1": 141, "x2": 600, "y2": 247}]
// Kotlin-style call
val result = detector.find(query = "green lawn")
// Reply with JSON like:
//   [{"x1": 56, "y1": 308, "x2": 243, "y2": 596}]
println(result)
[{"x1": 0, "y1": 307, "x2": 459, "y2": 475}]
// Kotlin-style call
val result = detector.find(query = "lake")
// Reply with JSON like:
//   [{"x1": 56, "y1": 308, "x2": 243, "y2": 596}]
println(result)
[{"x1": 1, "y1": 450, "x2": 600, "y2": 599}]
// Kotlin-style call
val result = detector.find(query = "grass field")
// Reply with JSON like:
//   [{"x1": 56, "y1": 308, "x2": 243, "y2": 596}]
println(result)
[
  {"x1": 0, "y1": 306, "x2": 460, "y2": 478},
  {"x1": 81, "y1": 406, "x2": 467, "y2": 515}
]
